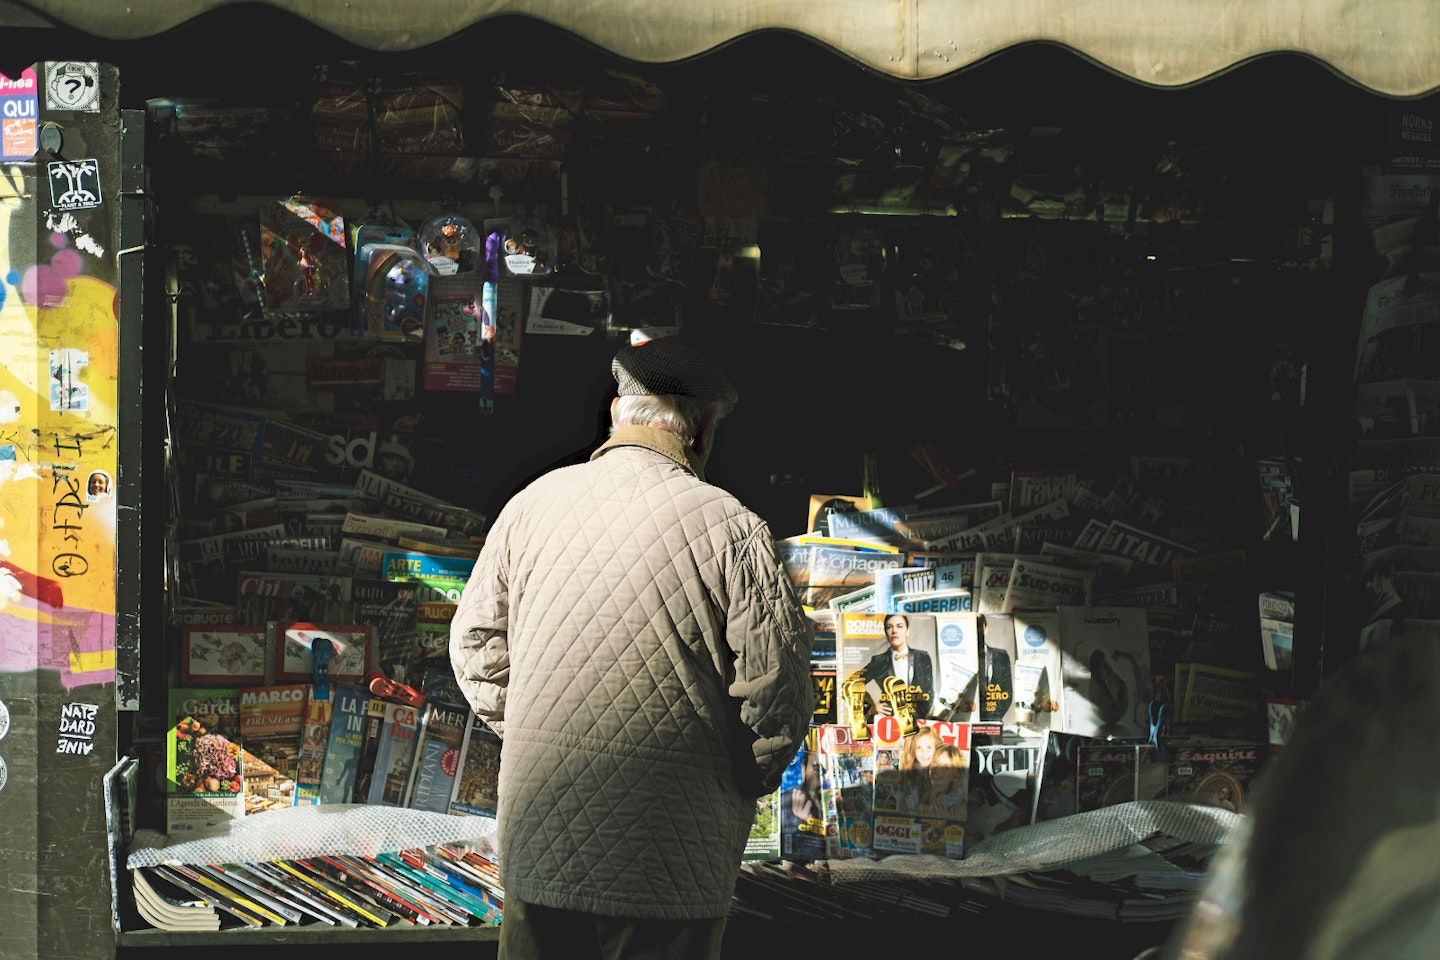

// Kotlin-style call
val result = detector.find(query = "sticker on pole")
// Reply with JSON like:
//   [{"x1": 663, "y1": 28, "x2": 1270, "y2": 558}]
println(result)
[
  {"x1": 49, "y1": 158, "x2": 102, "y2": 210},
  {"x1": 1, "y1": 66, "x2": 38, "y2": 161},
  {"x1": 44, "y1": 62, "x2": 100, "y2": 112}
]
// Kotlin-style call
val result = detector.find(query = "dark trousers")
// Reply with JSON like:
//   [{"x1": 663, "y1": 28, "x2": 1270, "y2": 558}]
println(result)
[{"x1": 499, "y1": 895, "x2": 728, "y2": 960}]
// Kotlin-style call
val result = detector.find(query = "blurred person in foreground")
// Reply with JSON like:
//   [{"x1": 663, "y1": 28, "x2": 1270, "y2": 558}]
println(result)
[
  {"x1": 1158, "y1": 629, "x2": 1440, "y2": 960},
  {"x1": 450, "y1": 338, "x2": 814, "y2": 960}
]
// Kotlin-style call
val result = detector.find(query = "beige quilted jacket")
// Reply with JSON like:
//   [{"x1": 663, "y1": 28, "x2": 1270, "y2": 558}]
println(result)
[{"x1": 449, "y1": 425, "x2": 814, "y2": 919}]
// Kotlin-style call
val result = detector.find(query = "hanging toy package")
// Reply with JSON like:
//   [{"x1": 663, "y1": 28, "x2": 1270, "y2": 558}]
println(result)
[
  {"x1": 349, "y1": 216, "x2": 417, "y2": 336},
  {"x1": 498, "y1": 216, "x2": 557, "y2": 279},
  {"x1": 419, "y1": 201, "x2": 483, "y2": 277},
  {"x1": 258, "y1": 195, "x2": 349, "y2": 312},
  {"x1": 359, "y1": 243, "x2": 430, "y2": 341},
  {"x1": 420, "y1": 201, "x2": 495, "y2": 405}
]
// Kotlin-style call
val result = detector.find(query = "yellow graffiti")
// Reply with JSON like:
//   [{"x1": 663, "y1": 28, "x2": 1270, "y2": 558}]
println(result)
[
  {"x1": 0, "y1": 158, "x2": 119, "y2": 680},
  {"x1": 70, "y1": 649, "x2": 115, "y2": 673}
]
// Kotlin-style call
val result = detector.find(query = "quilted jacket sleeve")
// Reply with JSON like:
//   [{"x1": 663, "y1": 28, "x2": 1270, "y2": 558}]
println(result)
[
  {"x1": 449, "y1": 514, "x2": 511, "y2": 737},
  {"x1": 726, "y1": 525, "x2": 815, "y2": 796}
]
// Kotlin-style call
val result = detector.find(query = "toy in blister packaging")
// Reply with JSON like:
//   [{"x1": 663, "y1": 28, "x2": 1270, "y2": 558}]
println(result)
[
  {"x1": 498, "y1": 216, "x2": 556, "y2": 279},
  {"x1": 350, "y1": 220, "x2": 418, "y2": 336},
  {"x1": 350, "y1": 220, "x2": 417, "y2": 288},
  {"x1": 418, "y1": 202, "x2": 482, "y2": 276},
  {"x1": 360, "y1": 243, "x2": 430, "y2": 341},
  {"x1": 259, "y1": 195, "x2": 349, "y2": 312}
]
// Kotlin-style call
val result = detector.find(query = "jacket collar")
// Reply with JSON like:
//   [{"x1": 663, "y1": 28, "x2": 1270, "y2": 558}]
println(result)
[{"x1": 591, "y1": 424, "x2": 706, "y2": 480}]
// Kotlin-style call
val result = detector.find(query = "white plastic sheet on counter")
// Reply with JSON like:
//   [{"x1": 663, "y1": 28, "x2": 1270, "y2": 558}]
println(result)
[
  {"x1": 127, "y1": 803, "x2": 497, "y2": 868},
  {"x1": 826, "y1": 800, "x2": 1239, "y2": 881}
]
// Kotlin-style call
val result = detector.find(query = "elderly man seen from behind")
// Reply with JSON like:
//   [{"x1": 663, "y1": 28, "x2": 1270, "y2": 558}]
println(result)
[{"x1": 450, "y1": 338, "x2": 814, "y2": 960}]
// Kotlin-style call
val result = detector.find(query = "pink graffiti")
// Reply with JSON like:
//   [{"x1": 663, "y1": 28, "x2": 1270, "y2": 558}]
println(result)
[
  {"x1": 0, "y1": 560, "x2": 113, "y2": 688},
  {"x1": 0, "y1": 609, "x2": 115, "y2": 690},
  {"x1": 19, "y1": 232, "x2": 83, "y2": 307}
]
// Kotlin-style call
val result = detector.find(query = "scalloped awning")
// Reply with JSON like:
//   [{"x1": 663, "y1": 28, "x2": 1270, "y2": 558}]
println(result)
[{"x1": 9, "y1": 0, "x2": 1440, "y2": 97}]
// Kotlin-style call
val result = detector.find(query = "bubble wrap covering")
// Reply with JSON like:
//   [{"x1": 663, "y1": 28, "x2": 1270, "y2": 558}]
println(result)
[
  {"x1": 126, "y1": 803, "x2": 497, "y2": 868},
  {"x1": 826, "y1": 800, "x2": 1240, "y2": 882}
]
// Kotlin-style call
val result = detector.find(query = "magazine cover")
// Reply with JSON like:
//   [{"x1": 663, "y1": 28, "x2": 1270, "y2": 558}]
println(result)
[
  {"x1": 923, "y1": 555, "x2": 974, "y2": 594},
  {"x1": 1030, "y1": 729, "x2": 1101, "y2": 825},
  {"x1": 826, "y1": 504, "x2": 918, "y2": 545},
  {"x1": 938, "y1": 509, "x2": 1024, "y2": 555},
  {"x1": 1056, "y1": 605, "x2": 1153, "y2": 739},
  {"x1": 811, "y1": 665, "x2": 837, "y2": 725},
  {"x1": 899, "y1": 500, "x2": 1004, "y2": 546},
  {"x1": 292, "y1": 683, "x2": 331, "y2": 806},
  {"x1": 872, "y1": 565, "x2": 933, "y2": 614},
  {"x1": 350, "y1": 469, "x2": 488, "y2": 541},
  {"x1": 449, "y1": 716, "x2": 502, "y2": 818},
  {"x1": 166, "y1": 687, "x2": 244, "y2": 833},
  {"x1": 381, "y1": 548, "x2": 476, "y2": 584},
  {"x1": 318, "y1": 683, "x2": 371, "y2": 804},
  {"x1": 869, "y1": 719, "x2": 970, "y2": 859},
  {"x1": 340, "y1": 510, "x2": 449, "y2": 547},
  {"x1": 778, "y1": 728, "x2": 827, "y2": 862},
  {"x1": 234, "y1": 572, "x2": 355, "y2": 626},
  {"x1": 336, "y1": 537, "x2": 389, "y2": 579},
  {"x1": 237, "y1": 682, "x2": 307, "y2": 814},
  {"x1": 350, "y1": 577, "x2": 421, "y2": 682},
  {"x1": 1165, "y1": 741, "x2": 1267, "y2": 813},
  {"x1": 932, "y1": 610, "x2": 982, "y2": 723},
  {"x1": 1097, "y1": 519, "x2": 1199, "y2": 572},
  {"x1": 814, "y1": 723, "x2": 875, "y2": 860},
  {"x1": 836, "y1": 611, "x2": 941, "y2": 734},
  {"x1": 806, "y1": 493, "x2": 874, "y2": 536},
  {"x1": 1075, "y1": 743, "x2": 1155, "y2": 813},
  {"x1": 348, "y1": 695, "x2": 388, "y2": 804},
  {"x1": 978, "y1": 613, "x2": 1016, "y2": 736},
  {"x1": 1001, "y1": 556, "x2": 1093, "y2": 612},
  {"x1": 405, "y1": 695, "x2": 470, "y2": 813},
  {"x1": 177, "y1": 523, "x2": 287, "y2": 583},
  {"x1": 745, "y1": 788, "x2": 783, "y2": 861},
  {"x1": 1041, "y1": 542, "x2": 1133, "y2": 595},
  {"x1": 804, "y1": 543, "x2": 905, "y2": 609},
  {"x1": 365, "y1": 700, "x2": 422, "y2": 806},
  {"x1": 1260, "y1": 615, "x2": 1295, "y2": 673},
  {"x1": 406, "y1": 598, "x2": 459, "y2": 688},
  {"x1": 1008, "y1": 466, "x2": 1097, "y2": 514},
  {"x1": 895, "y1": 587, "x2": 973, "y2": 616},
  {"x1": 966, "y1": 741, "x2": 1039, "y2": 847},
  {"x1": 1011, "y1": 609, "x2": 1063, "y2": 737},
  {"x1": 1176, "y1": 661, "x2": 1265, "y2": 739},
  {"x1": 973, "y1": 552, "x2": 1026, "y2": 614}
]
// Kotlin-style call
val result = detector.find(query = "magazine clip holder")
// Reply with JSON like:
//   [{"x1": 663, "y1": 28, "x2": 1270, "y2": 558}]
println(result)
[
  {"x1": 1148, "y1": 699, "x2": 1171, "y2": 761},
  {"x1": 311, "y1": 636, "x2": 336, "y2": 699}
]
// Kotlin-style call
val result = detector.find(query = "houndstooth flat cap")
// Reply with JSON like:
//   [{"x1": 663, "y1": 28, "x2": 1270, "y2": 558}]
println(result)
[{"x1": 611, "y1": 339, "x2": 739, "y2": 412}]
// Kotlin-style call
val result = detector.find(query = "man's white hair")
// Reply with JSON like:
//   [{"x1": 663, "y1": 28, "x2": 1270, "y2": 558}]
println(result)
[{"x1": 612, "y1": 394, "x2": 726, "y2": 443}]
